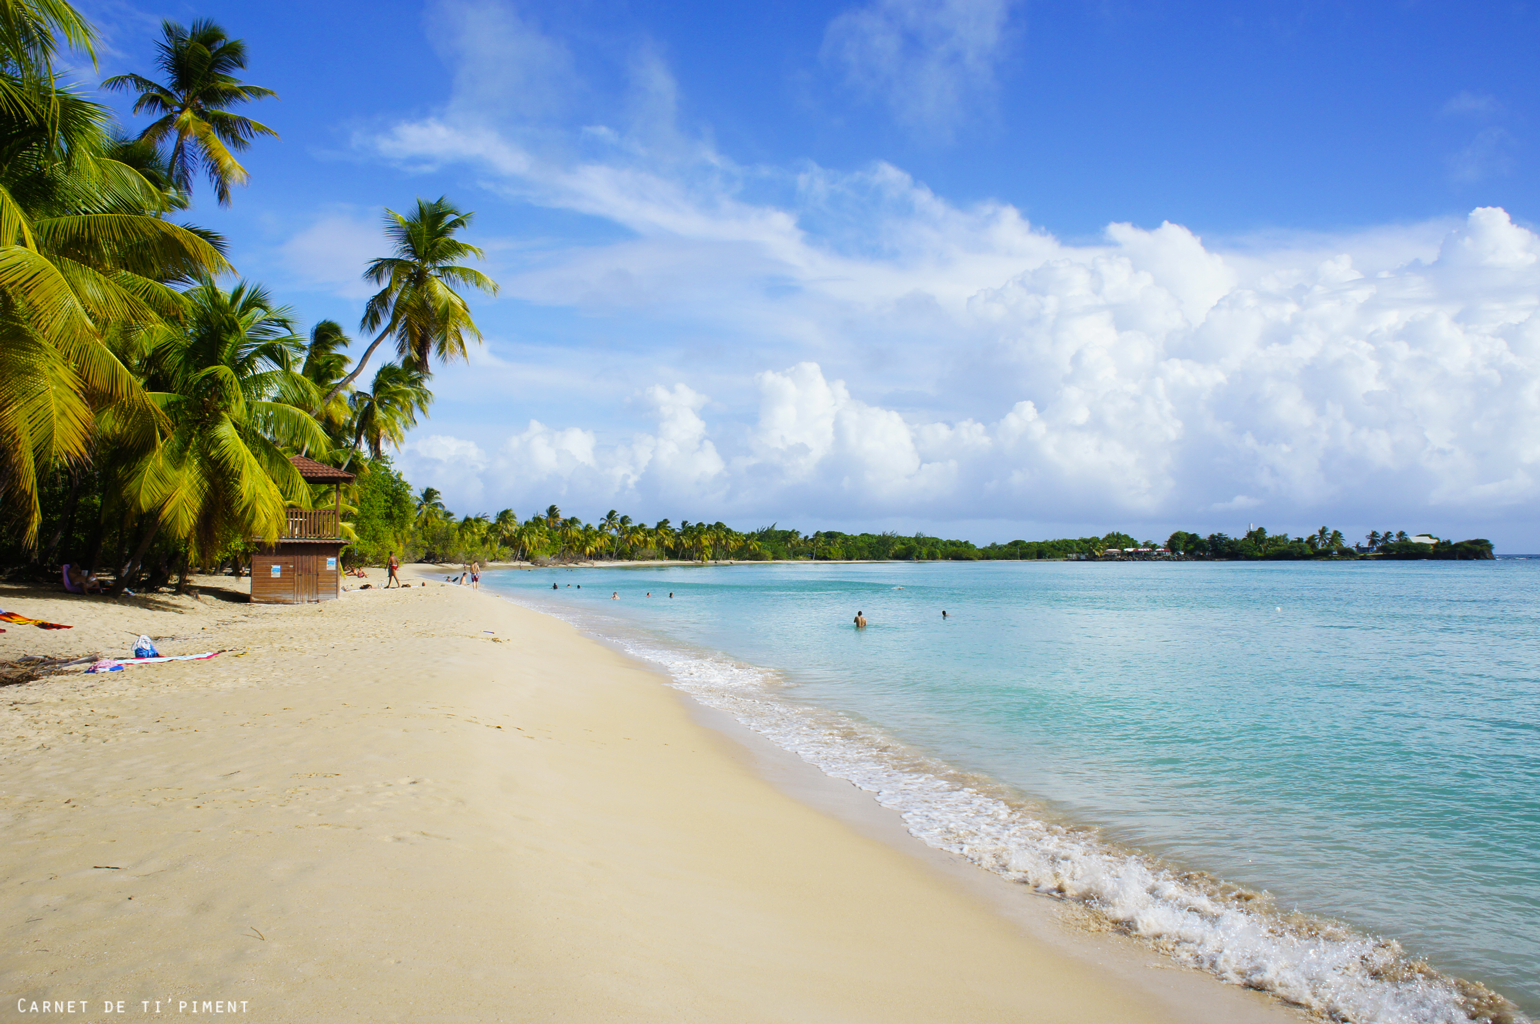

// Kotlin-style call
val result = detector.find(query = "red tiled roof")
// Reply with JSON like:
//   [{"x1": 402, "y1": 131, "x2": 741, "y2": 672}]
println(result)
[{"x1": 290, "y1": 455, "x2": 355, "y2": 483}]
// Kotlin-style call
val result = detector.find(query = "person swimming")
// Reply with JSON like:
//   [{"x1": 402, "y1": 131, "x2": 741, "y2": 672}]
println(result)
[
  {"x1": 853, "y1": 610, "x2": 867, "y2": 628},
  {"x1": 611, "y1": 592, "x2": 618, "y2": 599},
  {"x1": 942, "y1": 610, "x2": 949, "y2": 618}
]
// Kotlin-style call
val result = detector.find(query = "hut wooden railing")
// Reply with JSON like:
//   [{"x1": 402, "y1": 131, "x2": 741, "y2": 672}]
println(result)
[{"x1": 279, "y1": 508, "x2": 340, "y2": 540}]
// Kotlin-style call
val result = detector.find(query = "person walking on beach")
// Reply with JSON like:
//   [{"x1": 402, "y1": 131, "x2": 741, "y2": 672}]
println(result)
[
  {"x1": 853, "y1": 610, "x2": 867, "y2": 628},
  {"x1": 386, "y1": 553, "x2": 401, "y2": 588}
]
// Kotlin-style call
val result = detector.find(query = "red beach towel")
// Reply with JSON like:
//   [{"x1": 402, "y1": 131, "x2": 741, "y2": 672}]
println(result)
[{"x1": 0, "y1": 610, "x2": 72, "y2": 629}]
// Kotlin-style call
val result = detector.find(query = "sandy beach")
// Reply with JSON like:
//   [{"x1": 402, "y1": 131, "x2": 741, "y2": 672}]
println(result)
[{"x1": 0, "y1": 568, "x2": 1302, "y2": 1023}]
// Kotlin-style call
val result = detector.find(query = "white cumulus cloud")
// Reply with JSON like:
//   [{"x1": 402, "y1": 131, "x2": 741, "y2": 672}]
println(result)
[{"x1": 362, "y1": 2, "x2": 1540, "y2": 545}]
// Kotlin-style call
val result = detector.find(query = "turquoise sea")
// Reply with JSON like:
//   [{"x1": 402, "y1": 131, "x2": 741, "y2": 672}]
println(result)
[{"x1": 482, "y1": 560, "x2": 1539, "y2": 1024}]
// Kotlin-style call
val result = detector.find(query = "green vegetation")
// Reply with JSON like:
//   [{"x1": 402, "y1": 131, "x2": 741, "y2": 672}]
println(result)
[{"x1": 0, "y1": 2, "x2": 497, "y2": 591}]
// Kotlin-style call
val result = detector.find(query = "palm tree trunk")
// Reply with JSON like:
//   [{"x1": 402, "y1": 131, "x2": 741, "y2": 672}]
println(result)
[
  {"x1": 111, "y1": 511, "x2": 163, "y2": 596},
  {"x1": 317, "y1": 329, "x2": 390, "y2": 411}
]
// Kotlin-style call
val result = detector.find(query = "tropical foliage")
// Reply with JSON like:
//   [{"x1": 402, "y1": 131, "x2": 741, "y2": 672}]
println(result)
[
  {"x1": 103, "y1": 18, "x2": 278, "y2": 206},
  {"x1": 0, "y1": 3, "x2": 496, "y2": 590}
]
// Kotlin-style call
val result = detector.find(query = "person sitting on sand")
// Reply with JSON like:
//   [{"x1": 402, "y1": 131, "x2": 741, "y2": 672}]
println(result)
[
  {"x1": 386, "y1": 553, "x2": 401, "y2": 588},
  {"x1": 65, "y1": 564, "x2": 102, "y2": 594},
  {"x1": 853, "y1": 610, "x2": 867, "y2": 628}
]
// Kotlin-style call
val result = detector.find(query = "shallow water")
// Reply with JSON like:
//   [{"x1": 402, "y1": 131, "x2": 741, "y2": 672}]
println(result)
[{"x1": 483, "y1": 560, "x2": 1539, "y2": 1022}]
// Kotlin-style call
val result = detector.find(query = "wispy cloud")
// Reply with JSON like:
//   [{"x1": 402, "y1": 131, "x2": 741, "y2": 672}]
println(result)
[
  {"x1": 1441, "y1": 90, "x2": 1501, "y2": 117},
  {"x1": 1448, "y1": 126, "x2": 1516, "y2": 185},
  {"x1": 276, "y1": 209, "x2": 386, "y2": 300},
  {"x1": 820, "y1": 0, "x2": 1019, "y2": 142}
]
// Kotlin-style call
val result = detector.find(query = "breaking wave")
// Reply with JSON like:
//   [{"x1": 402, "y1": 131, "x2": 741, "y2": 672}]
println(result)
[{"x1": 511, "y1": 594, "x2": 1527, "y2": 1024}]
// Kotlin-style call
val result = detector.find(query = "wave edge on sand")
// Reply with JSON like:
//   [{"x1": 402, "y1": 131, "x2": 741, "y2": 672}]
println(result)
[{"x1": 512, "y1": 593, "x2": 1527, "y2": 1024}]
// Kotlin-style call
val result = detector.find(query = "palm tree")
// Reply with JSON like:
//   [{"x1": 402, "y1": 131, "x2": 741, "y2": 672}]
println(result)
[
  {"x1": 512, "y1": 519, "x2": 544, "y2": 562},
  {"x1": 347, "y1": 361, "x2": 430, "y2": 461},
  {"x1": 415, "y1": 486, "x2": 446, "y2": 524},
  {"x1": 490, "y1": 508, "x2": 518, "y2": 555},
  {"x1": 600, "y1": 509, "x2": 620, "y2": 555},
  {"x1": 544, "y1": 504, "x2": 562, "y2": 528},
  {"x1": 114, "y1": 278, "x2": 325, "y2": 590},
  {"x1": 653, "y1": 519, "x2": 674, "y2": 559},
  {"x1": 103, "y1": 19, "x2": 278, "y2": 206},
  {"x1": 0, "y1": 27, "x2": 231, "y2": 545},
  {"x1": 318, "y1": 197, "x2": 498, "y2": 407},
  {"x1": 299, "y1": 320, "x2": 352, "y2": 434},
  {"x1": 0, "y1": 0, "x2": 96, "y2": 120}
]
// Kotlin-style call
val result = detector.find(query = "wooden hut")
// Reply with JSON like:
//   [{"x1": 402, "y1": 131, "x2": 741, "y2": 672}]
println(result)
[{"x1": 250, "y1": 456, "x2": 355, "y2": 604}]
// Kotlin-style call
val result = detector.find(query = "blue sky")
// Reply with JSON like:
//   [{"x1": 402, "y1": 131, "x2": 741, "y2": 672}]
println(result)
[{"x1": 80, "y1": 0, "x2": 1540, "y2": 547}]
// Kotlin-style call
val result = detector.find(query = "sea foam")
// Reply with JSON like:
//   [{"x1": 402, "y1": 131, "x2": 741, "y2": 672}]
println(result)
[{"x1": 513, "y1": 595, "x2": 1527, "y2": 1024}]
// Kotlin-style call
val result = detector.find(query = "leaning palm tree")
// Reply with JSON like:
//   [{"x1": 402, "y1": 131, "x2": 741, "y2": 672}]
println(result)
[
  {"x1": 102, "y1": 19, "x2": 278, "y2": 206},
  {"x1": 346, "y1": 361, "x2": 430, "y2": 462},
  {"x1": 318, "y1": 197, "x2": 498, "y2": 407},
  {"x1": 114, "y1": 279, "x2": 325, "y2": 590}
]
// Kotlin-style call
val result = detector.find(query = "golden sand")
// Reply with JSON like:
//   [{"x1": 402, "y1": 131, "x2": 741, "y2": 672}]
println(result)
[{"x1": 0, "y1": 569, "x2": 1301, "y2": 1023}]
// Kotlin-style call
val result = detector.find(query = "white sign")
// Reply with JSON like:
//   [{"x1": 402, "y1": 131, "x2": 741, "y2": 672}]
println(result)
[{"x1": 270, "y1": 564, "x2": 282, "y2": 578}]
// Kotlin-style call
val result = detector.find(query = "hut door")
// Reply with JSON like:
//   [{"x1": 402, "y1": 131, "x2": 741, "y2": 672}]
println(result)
[{"x1": 296, "y1": 553, "x2": 320, "y2": 603}]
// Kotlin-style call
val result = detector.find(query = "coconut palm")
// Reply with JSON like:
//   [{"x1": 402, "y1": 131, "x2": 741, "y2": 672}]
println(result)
[
  {"x1": 652, "y1": 518, "x2": 674, "y2": 559},
  {"x1": 298, "y1": 320, "x2": 351, "y2": 434},
  {"x1": 490, "y1": 508, "x2": 518, "y2": 554},
  {"x1": 0, "y1": 0, "x2": 96, "y2": 121},
  {"x1": 318, "y1": 197, "x2": 498, "y2": 408},
  {"x1": 347, "y1": 361, "x2": 430, "y2": 461},
  {"x1": 103, "y1": 19, "x2": 278, "y2": 206},
  {"x1": 114, "y1": 279, "x2": 325, "y2": 590},
  {"x1": 415, "y1": 486, "x2": 446, "y2": 523},
  {"x1": 0, "y1": 26, "x2": 231, "y2": 545}
]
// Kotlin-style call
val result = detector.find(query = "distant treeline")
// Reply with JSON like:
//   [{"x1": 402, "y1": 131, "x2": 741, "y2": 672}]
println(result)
[{"x1": 342, "y1": 492, "x2": 1496, "y2": 565}]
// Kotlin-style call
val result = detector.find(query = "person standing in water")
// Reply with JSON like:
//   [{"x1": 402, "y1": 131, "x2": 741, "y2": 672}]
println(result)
[{"x1": 853, "y1": 610, "x2": 867, "y2": 628}]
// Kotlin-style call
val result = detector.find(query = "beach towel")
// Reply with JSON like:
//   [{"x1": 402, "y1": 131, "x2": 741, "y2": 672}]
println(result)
[
  {"x1": 0, "y1": 610, "x2": 72, "y2": 630},
  {"x1": 86, "y1": 651, "x2": 220, "y2": 673}
]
